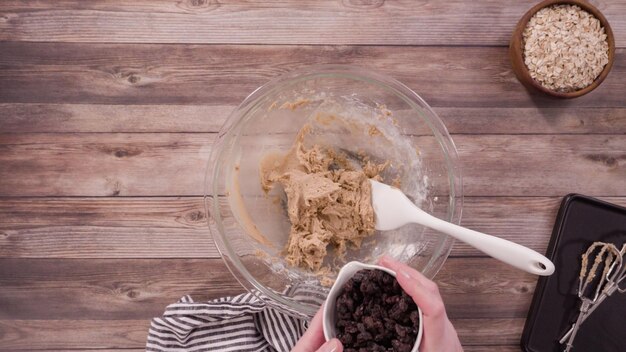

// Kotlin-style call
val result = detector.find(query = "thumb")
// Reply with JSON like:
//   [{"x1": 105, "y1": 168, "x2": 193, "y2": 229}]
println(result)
[
  {"x1": 314, "y1": 338, "x2": 342, "y2": 352},
  {"x1": 291, "y1": 309, "x2": 326, "y2": 352}
]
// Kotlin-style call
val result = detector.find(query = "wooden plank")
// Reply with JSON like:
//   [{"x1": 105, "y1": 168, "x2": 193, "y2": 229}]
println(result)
[
  {"x1": 437, "y1": 107, "x2": 626, "y2": 135},
  {"x1": 452, "y1": 196, "x2": 626, "y2": 256},
  {"x1": 0, "y1": 103, "x2": 231, "y2": 133},
  {"x1": 2, "y1": 103, "x2": 625, "y2": 134},
  {"x1": 438, "y1": 258, "x2": 535, "y2": 320},
  {"x1": 0, "y1": 318, "x2": 524, "y2": 350},
  {"x1": 0, "y1": 257, "x2": 533, "y2": 321},
  {"x1": 1, "y1": 42, "x2": 625, "y2": 108},
  {"x1": 0, "y1": 320, "x2": 149, "y2": 349},
  {"x1": 0, "y1": 0, "x2": 624, "y2": 47},
  {"x1": 0, "y1": 133, "x2": 214, "y2": 197},
  {"x1": 457, "y1": 134, "x2": 625, "y2": 197},
  {"x1": 0, "y1": 259, "x2": 244, "y2": 320},
  {"x1": 454, "y1": 318, "x2": 525, "y2": 346},
  {"x1": 0, "y1": 197, "x2": 218, "y2": 259},
  {"x1": 2, "y1": 196, "x2": 625, "y2": 259},
  {"x1": 0, "y1": 133, "x2": 623, "y2": 197}
]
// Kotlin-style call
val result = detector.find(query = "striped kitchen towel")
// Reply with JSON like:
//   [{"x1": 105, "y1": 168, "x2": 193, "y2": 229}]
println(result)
[{"x1": 146, "y1": 292, "x2": 309, "y2": 352}]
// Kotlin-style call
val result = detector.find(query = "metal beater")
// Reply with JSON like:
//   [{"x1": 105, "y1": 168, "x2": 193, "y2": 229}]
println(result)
[{"x1": 559, "y1": 242, "x2": 626, "y2": 352}]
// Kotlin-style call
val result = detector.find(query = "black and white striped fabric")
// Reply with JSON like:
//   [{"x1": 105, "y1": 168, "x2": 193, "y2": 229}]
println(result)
[{"x1": 147, "y1": 292, "x2": 309, "y2": 352}]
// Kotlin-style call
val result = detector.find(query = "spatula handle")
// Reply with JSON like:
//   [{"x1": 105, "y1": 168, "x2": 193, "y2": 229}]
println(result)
[{"x1": 416, "y1": 209, "x2": 555, "y2": 276}]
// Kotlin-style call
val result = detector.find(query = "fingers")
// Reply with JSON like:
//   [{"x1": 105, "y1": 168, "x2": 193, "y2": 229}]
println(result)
[
  {"x1": 314, "y1": 338, "x2": 342, "y2": 352},
  {"x1": 292, "y1": 308, "x2": 328, "y2": 352},
  {"x1": 378, "y1": 256, "x2": 446, "y2": 318},
  {"x1": 378, "y1": 255, "x2": 430, "y2": 284}
]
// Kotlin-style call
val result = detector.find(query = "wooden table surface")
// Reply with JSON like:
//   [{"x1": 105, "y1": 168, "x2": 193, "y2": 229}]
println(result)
[{"x1": 1, "y1": 1, "x2": 625, "y2": 350}]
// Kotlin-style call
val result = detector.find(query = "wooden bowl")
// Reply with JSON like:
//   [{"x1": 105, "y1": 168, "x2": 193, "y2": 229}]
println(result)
[{"x1": 509, "y1": 0, "x2": 615, "y2": 98}]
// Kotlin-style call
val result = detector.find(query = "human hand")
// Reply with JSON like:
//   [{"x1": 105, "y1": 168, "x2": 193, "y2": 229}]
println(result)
[
  {"x1": 380, "y1": 256, "x2": 463, "y2": 352},
  {"x1": 292, "y1": 307, "x2": 343, "y2": 352}
]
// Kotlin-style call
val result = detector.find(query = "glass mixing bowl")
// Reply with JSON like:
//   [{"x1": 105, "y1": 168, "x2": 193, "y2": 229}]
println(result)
[{"x1": 204, "y1": 65, "x2": 462, "y2": 319}]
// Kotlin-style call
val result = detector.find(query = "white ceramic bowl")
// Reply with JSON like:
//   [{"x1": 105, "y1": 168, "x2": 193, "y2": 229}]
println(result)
[{"x1": 323, "y1": 261, "x2": 423, "y2": 352}]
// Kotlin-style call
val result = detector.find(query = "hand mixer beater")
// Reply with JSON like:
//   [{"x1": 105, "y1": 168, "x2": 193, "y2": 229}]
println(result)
[{"x1": 559, "y1": 241, "x2": 626, "y2": 352}]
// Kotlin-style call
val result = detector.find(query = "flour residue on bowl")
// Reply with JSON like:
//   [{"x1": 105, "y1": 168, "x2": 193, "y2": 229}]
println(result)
[{"x1": 255, "y1": 95, "x2": 427, "y2": 285}]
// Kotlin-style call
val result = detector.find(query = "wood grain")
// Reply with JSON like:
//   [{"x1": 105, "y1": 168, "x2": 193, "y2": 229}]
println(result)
[
  {"x1": 437, "y1": 107, "x2": 626, "y2": 135},
  {"x1": 1, "y1": 2, "x2": 623, "y2": 350},
  {"x1": 0, "y1": 257, "x2": 528, "y2": 349},
  {"x1": 0, "y1": 0, "x2": 624, "y2": 47},
  {"x1": 0, "y1": 259, "x2": 244, "y2": 320},
  {"x1": 0, "y1": 320, "x2": 150, "y2": 349},
  {"x1": 0, "y1": 258, "x2": 533, "y2": 321},
  {"x1": 0, "y1": 197, "x2": 217, "y2": 259},
  {"x1": 0, "y1": 133, "x2": 214, "y2": 197},
  {"x1": 0, "y1": 133, "x2": 623, "y2": 197},
  {"x1": 2, "y1": 196, "x2": 625, "y2": 259},
  {"x1": 0, "y1": 103, "x2": 232, "y2": 133},
  {"x1": 2, "y1": 103, "x2": 625, "y2": 134},
  {"x1": 1, "y1": 42, "x2": 625, "y2": 108},
  {"x1": 454, "y1": 318, "x2": 525, "y2": 346},
  {"x1": 0, "y1": 318, "x2": 525, "y2": 349},
  {"x1": 437, "y1": 258, "x2": 536, "y2": 319},
  {"x1": 452, "y1": 196, "x2": 626, "y2": 256},
  {"x1": 457, "y1": 134, "x2": 625, "y2": 197}
]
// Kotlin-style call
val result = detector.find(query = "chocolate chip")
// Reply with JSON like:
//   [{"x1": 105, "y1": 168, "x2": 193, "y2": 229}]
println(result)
[{"x1": 335, "y1": 269, "x2": 420, "y2": 351}]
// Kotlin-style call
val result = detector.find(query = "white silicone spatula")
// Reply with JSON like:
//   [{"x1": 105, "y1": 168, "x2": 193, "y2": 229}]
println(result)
[{"x1": 370, "y1": 180, "x2": 555, "y2": 276}]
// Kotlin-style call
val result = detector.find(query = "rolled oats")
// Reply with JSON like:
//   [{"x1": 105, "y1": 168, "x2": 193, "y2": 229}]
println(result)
[{"x1": 523, "y1": 5, "x2": 609, "y2": 92}]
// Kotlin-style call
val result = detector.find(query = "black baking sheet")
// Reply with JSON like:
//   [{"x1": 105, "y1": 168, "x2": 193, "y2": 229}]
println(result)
[{"x1": 521, "y1": 194, "x2": 626, "y2": 352}]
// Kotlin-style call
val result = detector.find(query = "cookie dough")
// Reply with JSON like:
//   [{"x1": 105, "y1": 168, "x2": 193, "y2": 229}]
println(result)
[{"x1": 260, "y1": 125, "x2": 387, "y2": 272}]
